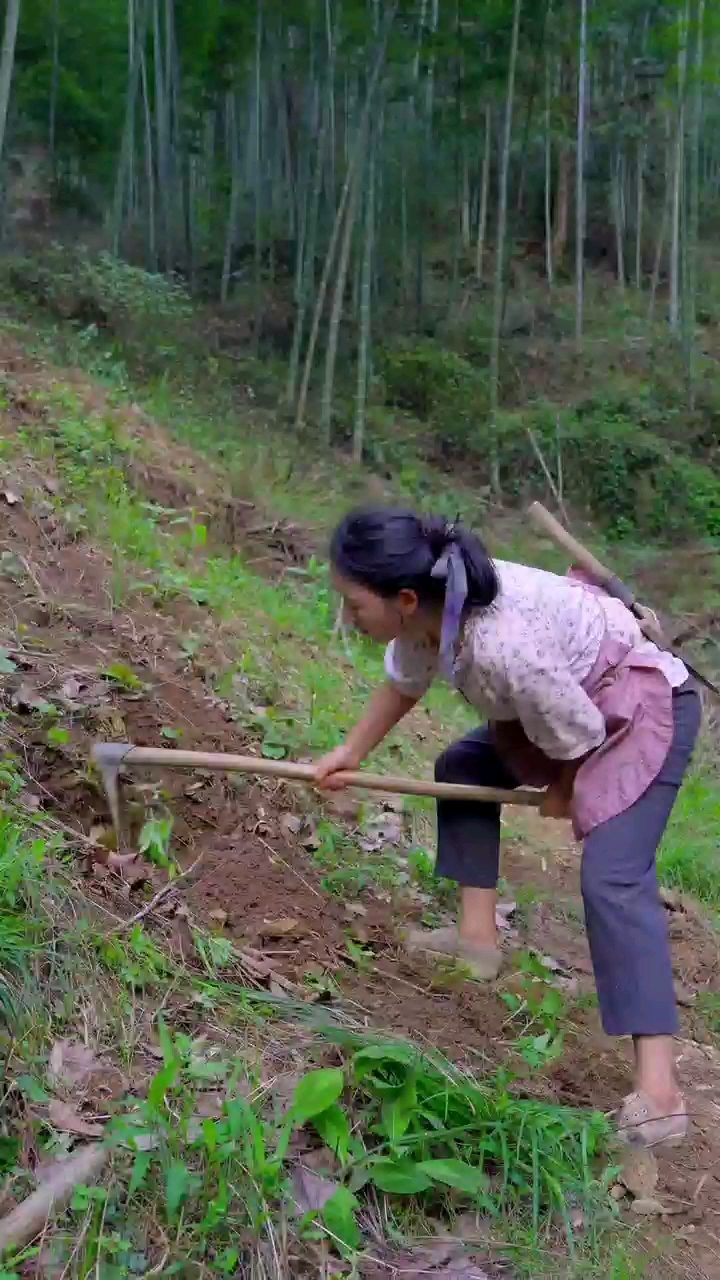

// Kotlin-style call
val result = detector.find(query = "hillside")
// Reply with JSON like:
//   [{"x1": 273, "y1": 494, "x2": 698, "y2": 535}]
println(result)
[{"x1": 0, "y1": 294, "x2": 718, "y2": 1277}]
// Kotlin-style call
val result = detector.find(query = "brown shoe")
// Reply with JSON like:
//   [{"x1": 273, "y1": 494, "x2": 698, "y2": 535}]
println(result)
[
  {"x1": 616, "y1": 1090, "x2": 688, "y2": 1149},
  {"x1": 405, "y1": 925, "x2": 502, "y2": 981}
]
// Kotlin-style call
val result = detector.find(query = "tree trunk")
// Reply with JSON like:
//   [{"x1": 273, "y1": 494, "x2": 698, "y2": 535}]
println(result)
[
  {"x1": 553, "y1": 144, "x2": 569, "y2": 263},
  {"x1": 634, "y1": 139, "x2": 645, "y2": 289},
  {"x1": 49, "y1": 0, "x2": 60, "y2": 164},
  {"x1": 320, "y1": 149, "x2": 363, "y2": 442},
  {"x1": 575, "y1": 0, "x2": 588, "y2": 352},
  {"x1": 0, "y1": 0, "x2": 21, "y2": 165},
  {"x1": 139, "y1": 34, "x2": 157, "y2": 270},
  {"x1": 221, "y1": 93, "x2": 241, "y2": 304},
  {"x1": 543, "y1": 23, "x2": 554, "y2": 287},
  {"x1": 687, "y1": 0, "x2": 704, "y2": 406},
  {"x1": 353, "y1": 116, "x2": 377, "y2": 461},
  {"x1": 475, "y1": 103, "x2": 491, "y2": 282},
  {"x1": 295, "y1": 10, "x2": 394, "y2": 431},
  {"x1": 612, "y1": 147, "x2": 625, "y2": 294},
  {"x1": 488, "y1": 0, "x2": 522, "y2": 496},
  {"x1": 669, "y1": 0, "x2": 689, "y2": 333}
]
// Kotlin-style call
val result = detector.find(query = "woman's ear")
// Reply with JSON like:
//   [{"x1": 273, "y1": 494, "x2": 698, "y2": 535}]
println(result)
[{"x1": 397, "y1": 587, "x2": 420, "y2": 620}]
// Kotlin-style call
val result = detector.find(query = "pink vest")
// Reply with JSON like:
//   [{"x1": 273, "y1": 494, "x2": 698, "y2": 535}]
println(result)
[{"x1": 492, "y1": 571, "x2": 677, "y2": 839}]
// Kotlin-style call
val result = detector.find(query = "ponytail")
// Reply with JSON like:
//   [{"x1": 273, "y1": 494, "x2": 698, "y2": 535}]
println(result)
[{"x1": 329, "y1": 508, "x2": 499, "y2": 611}]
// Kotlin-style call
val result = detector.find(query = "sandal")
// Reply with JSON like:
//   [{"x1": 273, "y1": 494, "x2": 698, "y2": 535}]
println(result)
[
  {"x1": 405, "y1": 925, "x2": 502, "y2": 981},
  {"x1": 616, "y1": 1090, "x2": 688, "y2": 1149}
]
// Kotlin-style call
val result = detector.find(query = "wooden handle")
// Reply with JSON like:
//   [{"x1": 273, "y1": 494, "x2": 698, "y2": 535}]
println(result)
[
  {"x1": 528, "y1": 502, "x2": 637, "y2": 610},
  {"x1": 99, "y1": 744, "x2": 543, "y2": 808}
]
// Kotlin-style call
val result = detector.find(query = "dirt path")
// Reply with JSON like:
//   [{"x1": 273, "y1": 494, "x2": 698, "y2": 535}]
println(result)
[{"x1": 0, "y1": 340, "x2": 719, "y2": 1275}]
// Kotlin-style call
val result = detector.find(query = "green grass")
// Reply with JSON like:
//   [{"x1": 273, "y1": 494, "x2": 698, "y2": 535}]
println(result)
[
  {"x1": 658, "y1": 767, "x2": 720, "y2": 910},
  {"x1": 0, "y1": 779, "x2": 632, "y2": 1278}
]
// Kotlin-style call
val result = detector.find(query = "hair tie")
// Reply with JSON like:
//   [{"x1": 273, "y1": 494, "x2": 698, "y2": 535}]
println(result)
[{"x1": 431, "y1": 541, "x2": 468, "y2": 678}]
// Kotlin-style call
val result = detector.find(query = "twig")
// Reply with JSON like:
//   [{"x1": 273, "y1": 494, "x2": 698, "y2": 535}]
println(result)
[
  {"x1": 256, "y1": 835, "x2": 323, "y2": 900},
  {"x1": 104, "y1": 856, "x2": 203, "y2": 935},
  {"x1": 526, "y1": 425, "x2": 570, "y2": 527}
]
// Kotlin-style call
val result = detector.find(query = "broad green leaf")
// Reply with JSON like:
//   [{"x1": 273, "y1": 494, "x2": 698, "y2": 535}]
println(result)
[
  {"x1": 292, "y1": 1068, "x2": 344, "y2": 1123},
  {"x1": 367, "y1": 1158, "x2": 431, "y2": 1194},
  {"x1": 129, "y1": 1150, "x2": 152, "y2": 1196},
  {"x1": 0, "y1": 650, "x2": 17, "y2": 674},
  {"x1": 165, "y1": 1161, "x2": 193, "y2": 1218},
  {"x1": 321, "y1": 1185, "x2": 361, "y2": 1252},
  {"x1": 352, "y1": 1042, "x2": 418, "y2": 1068},
  {"x1": 417, "y1": 1158, "x2": 489, "y2": 1194},
  {"x1": 312, "y1": 1103, "x2": 351, "y2": 1163},
  {"x1": 148, "y1": 1061, "x2": 180, "y2": 1109},
  {"x1": 380, "y1": 1099, "x2": 413, "y2": 1144}
]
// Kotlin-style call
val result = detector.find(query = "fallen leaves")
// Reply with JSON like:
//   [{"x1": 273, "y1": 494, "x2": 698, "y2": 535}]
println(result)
[
  {"x1": 47, "y1": 1101, "x2": 104, "y2": 1139},
  {"x1": 261, "y1": 917, "x2": 303, "y2": 938},
  {"x1": 292, "y1": 1166, "x2": 340, "y2": 1215},
  {"x1": 368, "y1": 1242, "x2": 491, "y2": 1278},
  {"x1": 88, "y1": 843, "x2": 155, "y2": 890},
  {"x1": 48, "y1": 1039, "x2": 128, "y2": 1112},
  {"x1": 618, "y1": 1148, "x2": 658, "y2": 1200}
]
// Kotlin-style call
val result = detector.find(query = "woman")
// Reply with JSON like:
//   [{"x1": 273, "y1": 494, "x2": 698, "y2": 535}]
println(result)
[{"x1": 314, "y1": 508, "x2": 701, "y2": 1149}]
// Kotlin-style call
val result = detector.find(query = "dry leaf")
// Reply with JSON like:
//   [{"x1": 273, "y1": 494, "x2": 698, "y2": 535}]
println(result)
[
  {"x1": 344, "y1": 901, "x2": 367, "y2": 920},
  {"x1": 674, "y1": 982, "x2": 697, "y2": 1008},
  {"x1": 48, "y1": 1040, "x2": 128, "y2": 1109},
  {"x1": 48, "y1": 1100, "x2": 104, "y2": 1138},
  {"x1": 170, "y1": 907, "x2": 196, "y2": 961},
  {"x1": 299, "y1": 823, "x2": 320, "y2": 851},
  {"x1": 2, "y1": 489, "x2": 21, "y2": 506},
  {"x1": 194, "y1": 1092, "x2": 225, "y2": 1118},
  {"x1": 89, "y1": 825, "x2": 118, "y2": 852},
  {"x1": 106, "y1": 851, "x2": 154, "y2": 887},
  {"x1": 659, "y1": 885, "x2": 683, "y2": 912},
  {"x1": 209, "y1": 909, "x2": 228, "y2": 927},
  {"x1": 48, "y1": 1041, "x2": 98, "y2": 1092},
  {"x1": 383, "y1": 1244, "x2": 490, "y2": 1279},
  {"x1": 630, "y1": 1198, "x2": 668, "y2": 1216},
  {"x1": 60, "y1": 673, "x2": 108, "y2": 710},
  {"x1": 261, "y1": 917, "x2": 302, "y2": 938},
  {"x1": 619, "y1": 1149, "x2": 658, "y2": 1199},
  {"x1": 292, "y1": 1165, "x2": 339, "y2": 1215},
  {"x1": 495, "y1": 901, "x2": 516, "y2": 929},
  {"x1": 11, "y1": 682, "x2": 46, "y2": 713},
  {"x1": 324, "y1": 792, "x2": 360, "y2": 821},
  {"x1": 280, "y1": 813, "x2": 302, "y2": 838}
]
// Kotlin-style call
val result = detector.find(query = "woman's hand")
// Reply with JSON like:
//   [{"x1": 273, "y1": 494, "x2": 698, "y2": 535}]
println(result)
[
  {"x1": 313, "y1": 744, "x2": 362, "y2": 791},
  {"x1": 539, "y1": 784, "x2": 572, "y2": 820},
  {"x1": 539, "y1": 763, "x2": 578, "y2": 819}
]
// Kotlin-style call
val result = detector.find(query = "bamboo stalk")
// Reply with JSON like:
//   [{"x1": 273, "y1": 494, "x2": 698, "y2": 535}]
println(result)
[{"x1": 92, "y1": 744, "x2": 543, "y2": 807}]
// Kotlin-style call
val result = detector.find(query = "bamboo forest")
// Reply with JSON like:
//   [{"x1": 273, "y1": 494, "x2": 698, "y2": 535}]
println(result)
[{"x1": 0, "y1": 0, "x2": 719, "y2": 1276}]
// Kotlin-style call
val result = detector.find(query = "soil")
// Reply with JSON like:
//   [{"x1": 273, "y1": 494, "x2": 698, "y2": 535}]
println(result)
[{"x1": 1, "y1": 336, "x2": 720, "y2": 1276}]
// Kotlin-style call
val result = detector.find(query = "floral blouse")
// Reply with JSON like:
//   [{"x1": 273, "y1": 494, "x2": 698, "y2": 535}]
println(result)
[{"x1": 385, "y1": 560, "x2": 688, "y2": 763}]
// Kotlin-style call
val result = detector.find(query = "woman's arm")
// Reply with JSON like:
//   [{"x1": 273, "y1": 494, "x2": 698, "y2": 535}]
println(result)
[{"x1": 314, "y1": 682, "x2": 419, "y2": 789}]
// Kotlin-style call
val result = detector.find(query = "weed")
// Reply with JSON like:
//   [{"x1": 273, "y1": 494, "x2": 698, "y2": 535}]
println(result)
[
  {"x1": 137, "y1": 815, "x2": 177, "y2": 876},
  {"x1": 502, "y1": 952, "x2": 568, "y2": 1072}
]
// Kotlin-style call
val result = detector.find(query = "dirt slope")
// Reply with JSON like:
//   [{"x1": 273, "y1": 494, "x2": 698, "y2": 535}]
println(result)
[{"x1": 0, "y1": 337, "x2": 719, "y2": 1276}]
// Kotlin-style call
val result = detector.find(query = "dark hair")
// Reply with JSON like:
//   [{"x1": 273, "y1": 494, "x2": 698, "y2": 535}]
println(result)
[{"x1": 330, "y1": 507, "x2": 499, "y2": 610}]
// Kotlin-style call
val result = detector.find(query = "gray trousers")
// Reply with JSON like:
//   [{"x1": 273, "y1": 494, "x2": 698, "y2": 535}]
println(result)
[{"x1": 434, "y1": 684, "x2": 702, "y2": 1037}]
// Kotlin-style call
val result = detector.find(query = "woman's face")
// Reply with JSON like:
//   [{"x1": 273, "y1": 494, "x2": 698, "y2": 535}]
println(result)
[{"x1": 332, "y1": 570, "x2": 421, "y2": 643}]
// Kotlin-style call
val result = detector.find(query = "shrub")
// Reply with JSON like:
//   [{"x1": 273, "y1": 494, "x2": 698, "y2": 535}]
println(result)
[
  {"x1": 4, "y1": 244, "x2": 192, "y2": 372},
  {"x1": 493, "y1": 402, "x2": 720, "y2": 540}
]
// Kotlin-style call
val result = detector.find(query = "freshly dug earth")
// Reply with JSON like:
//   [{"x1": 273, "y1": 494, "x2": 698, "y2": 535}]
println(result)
[{"x1": 0, "y1": 341, "x2": 719, "y2": 1276}]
